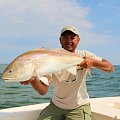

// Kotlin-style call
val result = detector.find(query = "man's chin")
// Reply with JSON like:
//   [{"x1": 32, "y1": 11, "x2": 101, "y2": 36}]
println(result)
[
  {"x1": 65, "y1": 47, "x2": 73, "y2": 52},
  {"x1": 62, "y1": 46, "x2": 74, "y2": 52}
]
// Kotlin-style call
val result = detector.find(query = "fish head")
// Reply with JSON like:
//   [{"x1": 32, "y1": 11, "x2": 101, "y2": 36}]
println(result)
[{"x1": 2, "y1": 60, "x2": 34, "y2": 82}]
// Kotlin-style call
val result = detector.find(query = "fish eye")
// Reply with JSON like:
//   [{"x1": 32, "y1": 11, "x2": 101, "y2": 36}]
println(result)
[{"x1": 9, "y1": 70, "x2": 12, "y2": 73}]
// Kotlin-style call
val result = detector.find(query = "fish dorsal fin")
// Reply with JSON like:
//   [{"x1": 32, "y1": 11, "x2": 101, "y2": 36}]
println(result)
[
  {"x1": 50, "y1": 48, "x2": 78, "y2": 56},
  {"x1": 50, "y1": 48, "x2": 68, "y2": 53},
  {"x1": 29, "y1": 48, "x2": 48, "y2": 52}
]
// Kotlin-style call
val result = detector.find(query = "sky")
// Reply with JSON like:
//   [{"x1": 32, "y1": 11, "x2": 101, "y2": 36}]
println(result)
[{"x1": 0, "y1": 0, "x2": 119, "y2": 65}]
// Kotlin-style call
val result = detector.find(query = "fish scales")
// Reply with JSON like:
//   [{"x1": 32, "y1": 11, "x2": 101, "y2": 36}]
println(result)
[{"x1": 2, "y1": 48, "x2": 83, "y2": 82}]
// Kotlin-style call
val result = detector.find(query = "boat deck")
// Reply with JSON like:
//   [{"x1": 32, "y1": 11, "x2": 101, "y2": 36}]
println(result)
[{"x1": 0, "y1": 96, "x2": 120, "y2": 120}]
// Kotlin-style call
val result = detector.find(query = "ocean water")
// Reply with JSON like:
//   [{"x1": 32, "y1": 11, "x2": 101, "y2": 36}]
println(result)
[{"x1": 0, "y1": 64, "x2": 120, "y2": 110}]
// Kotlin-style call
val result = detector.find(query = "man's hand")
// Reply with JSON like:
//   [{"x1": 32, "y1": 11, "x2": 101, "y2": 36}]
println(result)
[
  {"x1": 78, "y1": 57, "x2": 114, "y2": 72},
  {"x1": 20, "y1": 76, "x2": 49, "y2": 95},
  {"x1": 20, "y1": 77, "x2": 35, "y2": 85},
  {"x1": 78, "y1": 57, "x2": 95, "y2": 68}
]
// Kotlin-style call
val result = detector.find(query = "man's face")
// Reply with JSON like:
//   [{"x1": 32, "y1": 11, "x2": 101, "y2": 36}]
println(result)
[{"x1": 60, "y1": 30, "x2": 80, "y2": 53}]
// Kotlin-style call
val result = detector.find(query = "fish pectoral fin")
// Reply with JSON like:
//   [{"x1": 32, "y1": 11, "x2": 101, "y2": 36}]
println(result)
[
  {"x1": 67, "y1": 66, "x2": 77, "y2": 75},
  {"x1": 34, "y1": 72, "x2": 49, "y2": 85},
  {"x1": 33, "y1": 68, "x2": 44, "y2": 80},
  {"x1": 33, "y1": 69, "x2": 40, "y2": 77},
  {"x1": 39, "y1": 77, "x2": 49, "y2": 85},
  {"x1": 87, "y1": 68, "x2": 92, "y2": 77}
]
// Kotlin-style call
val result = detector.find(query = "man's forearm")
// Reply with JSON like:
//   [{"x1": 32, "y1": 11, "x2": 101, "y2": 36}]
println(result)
[{"x1": 93, "y1": 59, "x2": 114, "y2": 72}]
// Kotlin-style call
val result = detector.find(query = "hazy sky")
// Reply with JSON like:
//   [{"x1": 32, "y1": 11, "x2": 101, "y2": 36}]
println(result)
[{"x1": 0, "y1": 0, "x2": 119, "y2": 64}]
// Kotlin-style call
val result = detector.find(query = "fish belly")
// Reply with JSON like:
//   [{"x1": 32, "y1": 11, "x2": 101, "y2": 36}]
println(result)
[{"x1": 35, "y1": 55, "x2": 81, "y2": 78}]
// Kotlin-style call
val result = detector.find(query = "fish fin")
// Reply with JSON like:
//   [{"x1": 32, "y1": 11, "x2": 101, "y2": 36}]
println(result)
[
  {"x1": 39, "y1": 77, "x2": 49, "y2": 85},
  {"x1": 33, "y1": 75, "x2": 50, "y2": 85},
  {"x1": 87, "y1": 68, "x2": 92, "y2": 77},
  {"x1": 50, "y1": 48, "x2": 70, "y2": 53},
  {"x1": 51, "y1": 48, "x2": 84, "y2": 62},
  {"x1": 35, "y1": 73, "x2": 50, "y2": 85},
  {"x1": 51, "y1": 48, "x2": 65, "y2": 51},
  {"x1": 29, "y1": 48, "x2": 48, "y2": 52},
  {"x1": 67, "y1": 66, "x2": 77, "y2": 75},
  {"x1": 33, "y1": 68, "x2": 43, "y2": 80}
]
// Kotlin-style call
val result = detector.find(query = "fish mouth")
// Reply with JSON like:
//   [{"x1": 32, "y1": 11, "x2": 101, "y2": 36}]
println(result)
[
  {"x1": 2, "y1": 77, "x2": 29, "y2": 82},
  {"x1": 4, "y1": 79, "x2": 20, "y2": 82},
  {"x1": 2, "y1": 77, "x2": 17, "y2": 82}
]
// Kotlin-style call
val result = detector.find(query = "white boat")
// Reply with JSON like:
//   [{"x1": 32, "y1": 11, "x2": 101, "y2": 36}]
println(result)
[{"x1": 0, "y1": 96, "x2": 120, "y2": 120}]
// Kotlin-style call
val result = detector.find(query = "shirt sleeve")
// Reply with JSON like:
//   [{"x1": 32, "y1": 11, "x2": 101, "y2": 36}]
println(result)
[{"x1": 78, "y1": 50, "x2": 102, "y2": 61}]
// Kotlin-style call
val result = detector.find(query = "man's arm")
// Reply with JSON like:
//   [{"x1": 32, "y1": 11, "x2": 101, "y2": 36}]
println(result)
[
  {"x1": 79, "y1": 58, "x2": 115, "y2": 72},
  {"x1": 92, "y1": 59, "x2": 114, "y2": 72},
  {"x1": 20, "y1": 77, "x2": 50, "y2": 95}
]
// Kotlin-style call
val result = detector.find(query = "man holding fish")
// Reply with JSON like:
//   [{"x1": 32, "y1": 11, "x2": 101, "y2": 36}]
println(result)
[{"x1": 4, "y1": 25, "x2": 114, "y2": 120}]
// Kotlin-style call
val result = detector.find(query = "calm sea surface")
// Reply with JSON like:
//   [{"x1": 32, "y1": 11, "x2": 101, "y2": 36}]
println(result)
[{"x1": 0, "y1": 64, "x2": 120, "y2": 110}]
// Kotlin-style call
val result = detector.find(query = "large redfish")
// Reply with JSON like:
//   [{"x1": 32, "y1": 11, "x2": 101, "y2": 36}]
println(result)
[{"x1": 2, "y1": 48, "x2": 83, "y2": 82}]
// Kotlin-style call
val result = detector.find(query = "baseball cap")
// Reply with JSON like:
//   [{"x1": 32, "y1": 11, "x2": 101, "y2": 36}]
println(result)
[{"x1": 60, "y1": 25, "x2": 79, "y2": 36}]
